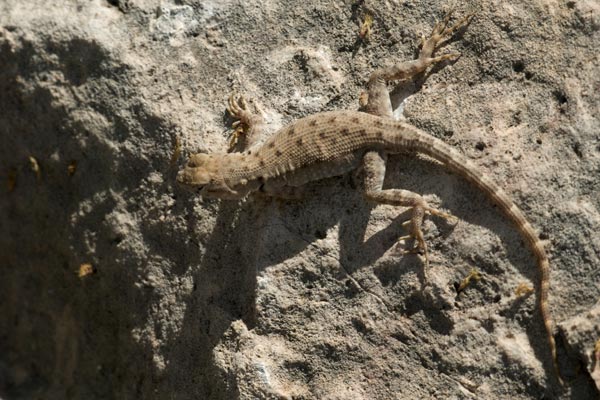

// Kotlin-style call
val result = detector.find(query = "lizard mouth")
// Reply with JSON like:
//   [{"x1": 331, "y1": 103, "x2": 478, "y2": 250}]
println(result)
[
  {"x1": 176, "y1": 169, "x2": 187, "y2": 184},
  {"x1": 176, "y1": 169, "x2": 204, "y2": 192}
]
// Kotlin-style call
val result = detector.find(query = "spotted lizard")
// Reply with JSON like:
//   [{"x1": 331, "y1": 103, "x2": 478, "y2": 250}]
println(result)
[{"x1": 177, "y1": 13, "x2": 561, "y2": 383}]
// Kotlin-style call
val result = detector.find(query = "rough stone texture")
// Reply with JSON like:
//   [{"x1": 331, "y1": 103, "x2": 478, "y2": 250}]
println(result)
[
  {"x1": 559, "y1": 301, "x2": 600, "y2": 393},
  {"x1": 0, "y1": 0, "x2": 598, "y2": 399}
]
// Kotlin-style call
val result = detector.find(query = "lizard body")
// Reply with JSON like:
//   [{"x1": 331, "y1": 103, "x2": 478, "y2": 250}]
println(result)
[{"x1": 177, "y1": 13, "x2": 560, "y2": 383}]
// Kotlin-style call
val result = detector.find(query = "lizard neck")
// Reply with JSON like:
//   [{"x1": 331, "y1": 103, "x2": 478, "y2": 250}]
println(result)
[{"x1": 221, "y1": 152, "x2": 263, "y2": 189}]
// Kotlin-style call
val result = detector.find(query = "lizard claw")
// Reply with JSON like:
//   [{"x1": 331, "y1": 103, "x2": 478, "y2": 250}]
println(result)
[
  {"x1": 419, "y1": 11, "x2": 475, "y2": 60},
  {"x1": 431, "y1": 11, "x2": 475, "y2": 46},
  {"x1": 395, "y1": 205, "x2": 430, "y2": 282},
  {"x1": 397, "y1": 202, "x2": 455, "y2": 283},
  {"x1": 431, "y1": 9, "x2": 455, "y2": 37},
  {"x1": 431, "y1": 52, "x2": 461, "y2": 63},
  {"x1": 226, "y1": 93, "x2": 260, "y2": 152},
  {"x1": 227, "y1": 93, "x2": 248, "y2": 118},
  {"x1": 425, "y1": 205, "x2": 458, "y2": 223}
]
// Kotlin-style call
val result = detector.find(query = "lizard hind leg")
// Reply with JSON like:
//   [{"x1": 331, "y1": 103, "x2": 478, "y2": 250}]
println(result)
[
  {"x1": 361, "y1": 12, "x2": 474, "y2": 118},
  {"x1": 361, "y1": 151, "x2": 455, "y2": 283}
]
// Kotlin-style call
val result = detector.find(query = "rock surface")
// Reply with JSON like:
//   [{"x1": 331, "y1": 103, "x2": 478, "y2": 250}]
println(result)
[
  {"x1": 559, "y1": 301, "x2": 600, "y2": 393},
  {"x1": 1, "y1": 0, "x2": 599, "y2": 399}
]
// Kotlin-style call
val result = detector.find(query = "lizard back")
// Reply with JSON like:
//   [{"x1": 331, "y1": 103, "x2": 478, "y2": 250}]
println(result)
[{"x1": 224, "y1": 110, "x2": 412, "y2": 185}]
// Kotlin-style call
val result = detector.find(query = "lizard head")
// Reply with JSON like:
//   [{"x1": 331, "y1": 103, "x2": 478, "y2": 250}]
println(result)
[{"x1": 177, "y1": 153, "x2": 236, "y2": 198}]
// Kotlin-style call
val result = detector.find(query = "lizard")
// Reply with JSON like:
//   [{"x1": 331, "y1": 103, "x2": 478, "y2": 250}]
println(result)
[{"x1": 176, "y1": 12, "x2": 561, "y2": 384}]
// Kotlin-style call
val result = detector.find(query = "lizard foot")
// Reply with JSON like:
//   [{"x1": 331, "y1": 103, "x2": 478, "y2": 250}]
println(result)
[
  {"x1": 419, "y1": 11, "x2": 475, "y2": 60},
  {"x1": 397, "y1": 203, "x2": 457, "y2": 283},
  {"x1": 226, "y1": 93, "x2": 263, "y2": 152}
]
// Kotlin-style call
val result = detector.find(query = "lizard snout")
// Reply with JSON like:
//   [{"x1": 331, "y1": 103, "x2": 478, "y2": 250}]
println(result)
[{"x1": 176, "y1": 168, "x2": 201, "y2": 189}]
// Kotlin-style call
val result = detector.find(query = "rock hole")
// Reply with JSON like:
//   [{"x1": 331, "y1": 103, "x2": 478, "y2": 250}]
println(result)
[{"x1": 512, "y1": 60, "x2": 525, "y2": 73}]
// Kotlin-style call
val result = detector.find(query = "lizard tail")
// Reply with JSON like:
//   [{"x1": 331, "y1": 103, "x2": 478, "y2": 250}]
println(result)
[{"x1": 397, "y1": 126, "x2": 561, "y2": 383}]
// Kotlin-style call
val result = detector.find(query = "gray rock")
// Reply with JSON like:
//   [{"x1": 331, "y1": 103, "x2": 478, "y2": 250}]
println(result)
[{"x1": 1, "y1": 1, "x2": 599, "y2": 399}]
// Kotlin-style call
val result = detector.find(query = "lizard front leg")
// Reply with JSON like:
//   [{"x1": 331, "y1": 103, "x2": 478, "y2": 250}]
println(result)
[
  {"x1": 227, "y1": 93, "x2": 265, "y2": 152},
  {"x1": 361, "y1": 151, "x2": 454, "y2": 282},
  {"x1": 361, "y1": 11, "x2": 474, "y2": 117}
]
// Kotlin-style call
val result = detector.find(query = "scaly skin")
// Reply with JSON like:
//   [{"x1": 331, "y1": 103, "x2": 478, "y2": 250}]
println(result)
[{"x1": 177, "y1": 12, "x2": 561, "y2": 384}]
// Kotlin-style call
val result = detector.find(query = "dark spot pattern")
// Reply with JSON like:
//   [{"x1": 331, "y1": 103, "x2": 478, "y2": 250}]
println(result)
[
  {"x1": 296, "y1": 138, "x2": 304, "y2": 146},
  {"x1": 376, "y1": 130, "x2": 384, "y2": 138},
  {"x1": 259, "y1": 160, "x2": 266, "y2": 166},
  {"x1": 351, "y1": 117, "x2": 359, "y2": 123},
  {"x1": 268, "y1": 142, "x2": 275, "y2": 148},
  {"x1": 275, "y1": 150, "x2": 282, "y2": 157},
  {"x1": 288, "y1": 127, "x2": 295, "y2": 136},
  {"x1": 374, "y1": 120, "x2": 383, "y2": 127},
  {"x1": 309, "y1": 119, "x2": 317, "y2": 126},
  {"x1": 341, "y1": 128, "x2": 350, "y2": 135},
  {"x1": 329, "y1": 116, "x2": 337, "y2": 123},
  {"x1": 319, "y1": 132, "x2": 326, "y2": 138}
]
